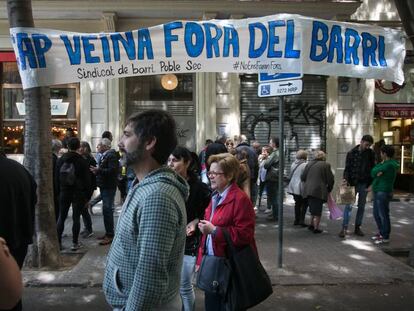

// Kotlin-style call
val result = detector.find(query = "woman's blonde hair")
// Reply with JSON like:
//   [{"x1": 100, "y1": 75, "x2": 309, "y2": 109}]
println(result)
[
  {"x1": 296, "y1": 149, "x2": 308, "y2": 160},
  {"x1": 207, "y1": 153, "x2": 239, "y2": 183},
  {"x1": 314, "y1": 150, "x2": 326, "y2": 161}
]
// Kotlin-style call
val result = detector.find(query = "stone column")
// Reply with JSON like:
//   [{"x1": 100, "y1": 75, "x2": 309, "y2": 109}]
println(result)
[
  {"x1": 329, "y1": 77, "x2": 375, "y2": 194},
  {"x1": 80, "y1": 12, "x2": 120, "y2": 147},
  {"x1": 195, "y1": 12, "x2": 218, "y2": 152},
  {"x1": 196, "y1": 72, "x2": 217, "y2": 152},
  {"x1": 326, "y1": 76, "x2": 341, "y2": 191}
]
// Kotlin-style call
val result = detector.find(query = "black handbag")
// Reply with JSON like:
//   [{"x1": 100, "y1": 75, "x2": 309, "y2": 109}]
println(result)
[
  {"x1": 196, "y1": 254, "x2": 231, "y2": 296},
  {"x1": 222, "y1": 229, "x2": 273, "y2": 310}
]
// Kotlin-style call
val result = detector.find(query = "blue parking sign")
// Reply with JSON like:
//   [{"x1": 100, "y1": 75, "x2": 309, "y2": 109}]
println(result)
[{"x1": 259, "y1": 72, "x2": 303, "y2": 83}]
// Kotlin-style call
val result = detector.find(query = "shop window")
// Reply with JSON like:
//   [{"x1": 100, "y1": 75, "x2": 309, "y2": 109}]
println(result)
[
  {"x1": 1, "y1": 61, "x2": 21, "y2": 84},
  {"x1": 125, "y1": 74, "x2": 196, "y2": 149},
  {"x1": 126, "y1": 74, "x2": 193, "y2": 102},
  {"x1": 1, "y1": 61, "x2": 79, "y2": 154}
]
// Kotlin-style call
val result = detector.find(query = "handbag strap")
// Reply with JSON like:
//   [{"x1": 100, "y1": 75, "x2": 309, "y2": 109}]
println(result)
[
  {"x1": 221, "y1": 228, "x2": 237, "y2": 259},
  {"x1": 288, "y1": 161, "x2": 303, "y2": 180}
]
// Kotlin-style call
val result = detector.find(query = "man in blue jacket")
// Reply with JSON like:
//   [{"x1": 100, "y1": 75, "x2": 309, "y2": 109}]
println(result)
[{"x1": 103, "y1": 110, "x2": 188, "y2": 311}]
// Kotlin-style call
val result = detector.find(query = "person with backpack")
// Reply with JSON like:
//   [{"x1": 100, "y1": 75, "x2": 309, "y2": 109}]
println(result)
[
  {"x1": 79, "y1": 141, "x2": 97, "y2": 238},
  {"x1": 56, "y1": 137, "x2": 91, "y2": 251}
]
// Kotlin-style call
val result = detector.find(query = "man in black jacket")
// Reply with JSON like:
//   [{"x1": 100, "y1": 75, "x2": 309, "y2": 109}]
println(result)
[
  {"x1": 90, "y1": 138, "x2": 119, "y2": 245},
  {"x1": 56, "y1": 137, "x2": 91, "y2": 251},
  {"x1": 204, "y1": 134, "x2": 227, "y2": 165},
  {"x1": 339, "y1": 135, "x2": 375, "y2": 238},
  {"x1": 0, "y1": 154, "x2": 36, "y2": 311}
]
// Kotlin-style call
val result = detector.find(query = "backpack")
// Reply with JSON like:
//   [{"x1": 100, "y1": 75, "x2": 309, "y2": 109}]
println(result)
[{"x1": 60, "y1": 161, "x2": 76, "y2": 186}]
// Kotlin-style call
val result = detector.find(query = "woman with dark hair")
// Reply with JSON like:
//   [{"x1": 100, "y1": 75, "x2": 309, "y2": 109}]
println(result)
[
  {"x1": 79, "y1": 141, "x2": 97, "y2": 238},
  {"x1": 197, "y1": 153, "x2": 257, "y2": 311},
  {"x1": 234, "y1": 148, "x2": 251, "y2": 198},
  {"x1": 168, "y1": 146, "x2": 211, "y2": 311}
]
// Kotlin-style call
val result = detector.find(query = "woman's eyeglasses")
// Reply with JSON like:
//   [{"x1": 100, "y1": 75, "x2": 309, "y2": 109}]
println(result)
[{"x1": 207, "y1": 171, "x2": 225, "y2": 177}]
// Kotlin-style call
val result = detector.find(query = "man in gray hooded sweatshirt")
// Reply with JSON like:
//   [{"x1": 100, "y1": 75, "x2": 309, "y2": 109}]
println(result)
[{"x1": 103, "y1": 109, "x2": 189, "y2": 311}]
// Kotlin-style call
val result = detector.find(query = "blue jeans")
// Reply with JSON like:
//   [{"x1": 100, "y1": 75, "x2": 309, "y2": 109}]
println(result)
[
  {"x1": 180, "y1": 255, "x2": 196, "y2": 311},
  {"x1": 342, "y1": 183, "x2": 368, "y2": 228},
  {"x1": 373, "y1": 192, "x2": 392, "y2": 239},
  {"x1": 100, "y1": 188, "x2": 116, "y2": 237},
  {"x1": 266, "y1": 181, "x2": 279, "y2": 220}
]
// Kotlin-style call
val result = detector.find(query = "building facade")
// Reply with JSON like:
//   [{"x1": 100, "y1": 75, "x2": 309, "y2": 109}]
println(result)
[{"x1": 0, "y1": 0, "x2": 413, "y2": 190}]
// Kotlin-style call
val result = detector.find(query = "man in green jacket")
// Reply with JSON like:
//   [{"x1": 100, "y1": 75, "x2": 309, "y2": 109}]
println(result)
[
  {"x1": 103, "y1": 110, "x2": 189, "y2": 311},
  {"x1": 263, "y1": 137, "x2": 280, "y2": 221},
  {"x1": 370, "y1": 145, "x2": 399, "y2": 245}
]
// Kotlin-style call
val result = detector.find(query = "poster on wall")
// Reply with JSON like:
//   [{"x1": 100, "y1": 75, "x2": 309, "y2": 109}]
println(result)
[{"x1": 10, "y1": 13, "x2": 405, "y2": 89}]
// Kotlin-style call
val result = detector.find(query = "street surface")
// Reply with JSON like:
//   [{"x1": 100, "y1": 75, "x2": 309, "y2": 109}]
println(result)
[
  {"x1": 21, "y1": 196, "x2": 414, "y2": 310},
  {"x1": 23, "y1": 283, "x2": 414, "y2": 311}
]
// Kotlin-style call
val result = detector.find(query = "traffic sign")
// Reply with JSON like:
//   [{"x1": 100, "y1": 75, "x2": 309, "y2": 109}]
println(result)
[
  {"x1": 258, "y1": 79, "x2": 303, "y2": 97},
  {"x1": 259, "y1": 72, "x2": 303, "y2": 83}
]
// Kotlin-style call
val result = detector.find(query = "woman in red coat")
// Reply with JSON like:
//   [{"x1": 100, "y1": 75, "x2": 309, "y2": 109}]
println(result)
[{"x1": 197, "y1": 153, "x2": 257, "y2": 311}]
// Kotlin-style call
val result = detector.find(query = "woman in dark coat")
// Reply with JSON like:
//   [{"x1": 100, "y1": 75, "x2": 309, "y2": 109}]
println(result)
[
  {"x1": 301, "y1": 151, "x2": 334, "y2": 234},
  {"x1": 168, "y1": 146, "x2": 211, "y2": 311},
  {"x1": 79, "y1": 141, "x2": 97, "y2": 238}
]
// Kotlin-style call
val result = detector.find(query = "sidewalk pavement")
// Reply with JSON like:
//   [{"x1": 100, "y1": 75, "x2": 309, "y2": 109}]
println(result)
[{"x1": 22, "y1": 194, "x2": 414, "y2": 288}]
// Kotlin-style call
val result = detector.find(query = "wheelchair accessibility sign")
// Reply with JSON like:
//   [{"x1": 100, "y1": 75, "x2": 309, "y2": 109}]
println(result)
[{"x1": 258, "y1": 79, "x2": 303, "y2": 97}]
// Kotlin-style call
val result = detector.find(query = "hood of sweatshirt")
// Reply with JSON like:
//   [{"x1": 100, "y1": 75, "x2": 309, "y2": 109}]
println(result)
[
  {"x1": 60, "y1": 150, "x2": 83, "y2": 162},
  {"x1": 138, "y1": 166, "x2": 189, "y2": 202}
]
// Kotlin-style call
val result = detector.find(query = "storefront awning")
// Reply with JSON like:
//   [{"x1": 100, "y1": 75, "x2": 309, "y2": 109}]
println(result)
[
  {"x1": 0, "y1": 52, "x2": 16, "y2": 62},
  {"x1": 375, "y1": 103, "x2": 414, "y2": 119}
]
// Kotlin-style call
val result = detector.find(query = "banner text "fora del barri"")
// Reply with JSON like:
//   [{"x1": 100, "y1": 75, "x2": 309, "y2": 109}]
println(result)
[{"x1": 10, "y1": 14, "x2": 405, "y2": 89}]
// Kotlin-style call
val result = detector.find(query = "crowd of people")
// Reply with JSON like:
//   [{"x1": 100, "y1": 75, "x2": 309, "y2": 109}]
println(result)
[
  {"x1": 0, "y1": 107, "x2": 399, "y2": 310},
  {"x1": 52, "y1": 129, "x2": 127, "y2": 251}
]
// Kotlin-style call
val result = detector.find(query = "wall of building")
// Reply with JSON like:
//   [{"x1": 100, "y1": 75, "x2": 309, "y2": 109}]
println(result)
[
  {"x1": 216, "y1": 73, "x2": 240, "y2": 142},
  {"x1": 325, "y1": 0, "x2": 411, "y2": 191}
]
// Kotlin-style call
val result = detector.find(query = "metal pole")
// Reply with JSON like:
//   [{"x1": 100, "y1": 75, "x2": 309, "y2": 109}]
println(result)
[{"x1": 278, "y1": 96, "x2": 285, "y2": 268}]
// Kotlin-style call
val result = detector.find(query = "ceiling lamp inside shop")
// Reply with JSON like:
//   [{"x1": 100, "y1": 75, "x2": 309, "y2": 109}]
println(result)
[{"x1": 161, "y1": 74, "x2": 178, "y2": 91}]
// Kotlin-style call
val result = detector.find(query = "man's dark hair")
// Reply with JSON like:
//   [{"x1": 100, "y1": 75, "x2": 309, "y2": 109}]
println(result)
[
  {"x1": 205, "y1": 139, "x2": 213, "y2": 145},
  {"x1": 380, "y1": 145, "x2": 395, "y2": 158},
  {"x1": 67, "y1": 137, "x2": 80, "y2": 151},
  {"x1": 127, "y1": 109, "x2": 177, "y2": 165},
  {"x1": 361, "y1": 135, "x2": 374, "y2": 144},
  {"x1": 271, "y1": 136, "x2": 279, "y2": 148},
  {"x1": 102, "y1": 131, "x2": 113, "y2": 141},
  {"x1": 215, "y1": 134, "x2": 227, "y2": 144}
]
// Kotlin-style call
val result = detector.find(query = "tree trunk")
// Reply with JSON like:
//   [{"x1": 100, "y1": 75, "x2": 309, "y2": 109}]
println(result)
[
  {"x1": 394, "y1": 0, "x2": 414, "y2": 267},
  {"x1": 7, "y1": 0, "x2": 61, "y2": 268},
  {"x1": 394, "y1": 0, "x2": 414, "y2": 47}
]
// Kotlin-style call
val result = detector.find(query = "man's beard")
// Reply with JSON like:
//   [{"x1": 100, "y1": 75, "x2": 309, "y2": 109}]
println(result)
[{"x1": 122, "y1": 143, "x2": 146, "y2": 166}]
